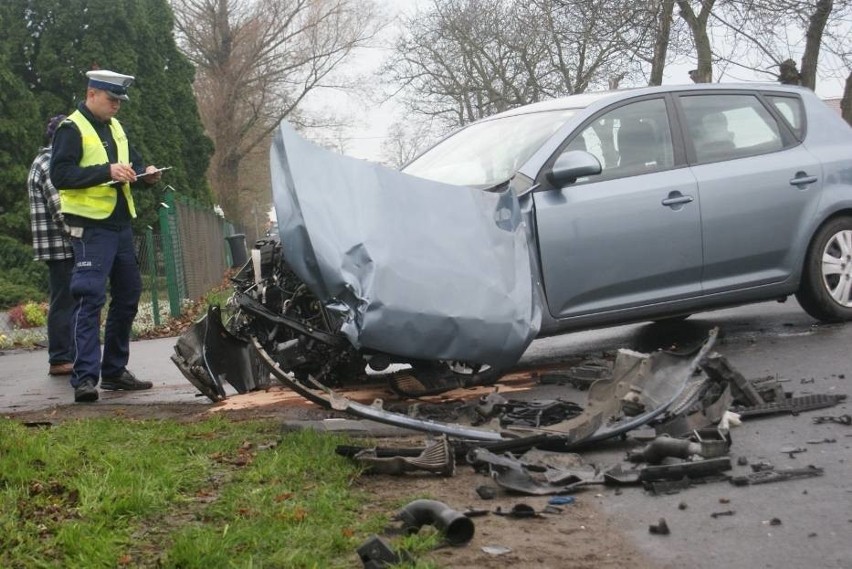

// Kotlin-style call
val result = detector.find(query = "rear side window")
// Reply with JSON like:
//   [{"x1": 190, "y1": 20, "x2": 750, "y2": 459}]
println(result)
[
  {"x1": 767, "y1": 95, "x2": 805, "y2": 139},
  {"x1": 680, "y1": 94, "x2": 784, "y2": 164}
]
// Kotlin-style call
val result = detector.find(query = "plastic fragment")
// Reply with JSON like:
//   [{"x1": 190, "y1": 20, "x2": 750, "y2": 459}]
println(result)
[
  {"x1": 649, "y1": 518, "x2": 670, "y2": 535},
  {"x1": 548, "y1": 496, "x2": 576, "y2": 506},
  {"x1": 482, "y1": 545, "x2": 512, "y2": 555},
  {"x1": 711, "y1": 510, "x2": 735, "y2": 518}
]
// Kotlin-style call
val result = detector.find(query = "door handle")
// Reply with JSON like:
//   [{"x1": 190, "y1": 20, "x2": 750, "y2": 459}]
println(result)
[
  {"x1": 789, "y1": 172, "x2": 818, "y2": 187},
  {"x1": 661, "y1": 194, "x2": 694, "y2": 207}
]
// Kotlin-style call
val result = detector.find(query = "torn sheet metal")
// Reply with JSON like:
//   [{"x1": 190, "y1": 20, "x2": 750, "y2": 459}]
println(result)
[
  {"x1": 467, "y1": 448, "x2": 596, "y2": 495},
  {"x1": 269, "y1": 121, "x2": 541, "y2": 369},
  {"x1": 654, "y1": 383, "x2": 733, "y2": 438},
  {"x1": 520, "y1": 328, "x2": 718, "y2": 445}
]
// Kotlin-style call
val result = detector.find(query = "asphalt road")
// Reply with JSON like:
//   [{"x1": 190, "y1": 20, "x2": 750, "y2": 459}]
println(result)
[
  {"x1": 520, "y1": 299, "x2": 852, "y2": 569},
  {"x1": 2, "y1": 298, "x2": 849, "y2": 568},
  {"x1": 0, "y1": 336, "x2": 204, "y2": 413}
]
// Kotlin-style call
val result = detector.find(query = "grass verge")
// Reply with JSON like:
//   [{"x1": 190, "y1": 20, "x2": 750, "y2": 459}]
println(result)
[{"x1": 0, "y1": 416, "x2": 407, "y2": 568}]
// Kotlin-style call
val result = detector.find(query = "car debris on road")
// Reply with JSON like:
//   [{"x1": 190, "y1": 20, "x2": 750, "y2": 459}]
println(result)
[{"x1": 334, "y1": 327, "x2": 849, "y2": 561}]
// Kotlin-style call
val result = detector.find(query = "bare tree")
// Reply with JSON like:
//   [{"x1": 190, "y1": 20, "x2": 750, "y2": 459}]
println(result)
[
  {"x1": 707, "y1": 0, "x2": 850, "y2": 95},
  {"x1": 537, "y1": 1, "x2": 654, "y2": 94},
  {"x1": 171, "y1": 0, "x2": 380, "y2": 222},
  {"x1": 380, "y1": 118, "x2": 442, "y2": 168},
  {"x1": 800, "y1": 0, "x2": 833, "y2": 88},
  {"x1": 385, "y1": 0, "x2": 651, "y2": 129},
  {"x1": 823, "y1": 12, "x2": 852, "y2": 125},
  {"x1": 649, "y1": 0, "x2": 677, "y2": 85},
  {"x1": 813, "y1": 0, "x2": 852, "y2": 123},
  {"x1": 613, "y1": 0, "x2": 692, "y2": 86},
  {"x1": 688, "y1": 0, "x2": 850, "y2": 125},
  {"x1": 385, "y1": 0, "x2": 549, "y2": 127},
  {"x1": 381, "y1": 0, "x2": 851, "y2": 141},
  {"x1": 676, "y1": 0, "x2": 717, "y2": 83}
]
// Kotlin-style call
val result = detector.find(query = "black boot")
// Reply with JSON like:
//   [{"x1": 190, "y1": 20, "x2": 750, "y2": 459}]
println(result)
[
  {"x1": 101, "y1": 370, "x2": 153, "y2": 391},
  {"x1": 74, "y1": 378, "x2": 99, "y2": 402}
]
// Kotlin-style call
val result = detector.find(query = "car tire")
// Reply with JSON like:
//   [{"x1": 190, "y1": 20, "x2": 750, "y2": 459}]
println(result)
[{"x1": 795, "y1": 217, "x2": 852, "y2": 322}]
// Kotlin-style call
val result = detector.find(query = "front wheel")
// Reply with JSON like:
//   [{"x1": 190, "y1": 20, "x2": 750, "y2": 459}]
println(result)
[{"x1": 795, "y1": 217, "x2": 852, "y2": 322}]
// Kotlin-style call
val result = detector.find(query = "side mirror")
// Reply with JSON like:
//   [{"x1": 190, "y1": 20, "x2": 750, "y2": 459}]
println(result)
[{"x1": 545, "y1": 150, "x2": 602, "y2": 188}]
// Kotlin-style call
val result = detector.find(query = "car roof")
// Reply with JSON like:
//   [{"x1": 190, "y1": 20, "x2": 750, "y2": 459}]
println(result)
[{"x1": 487, "y1": 82, "x2": 812, "y2": 120}]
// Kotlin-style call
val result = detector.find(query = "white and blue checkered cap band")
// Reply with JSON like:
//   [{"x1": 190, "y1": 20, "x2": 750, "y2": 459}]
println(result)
[
  {"x1": 88, "y1": 79, "x2": 128, "y2": 96},
  {"x1": 85, "y1": 70, "x2": 133, "y2": 100}
]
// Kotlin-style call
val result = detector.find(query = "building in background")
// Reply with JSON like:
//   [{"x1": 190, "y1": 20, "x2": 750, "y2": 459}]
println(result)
[{"x1": 823, "y1": 97, "x2": 842, "y2": 115}]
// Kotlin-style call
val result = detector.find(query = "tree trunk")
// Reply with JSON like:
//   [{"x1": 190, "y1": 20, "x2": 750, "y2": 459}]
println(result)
[
  {"x1": 210, "y1": 152, "x2": 242, "y2": 221},
  {"x1": 799, "y1": 0, "x2": 833, "y2": 90},
  {"x1": 676, "y1": 0, "x2": 716, "y2": 83},
  {"x1": 842, "y1": 71, "x2": 852, "y2": 127},
  {"x1": 649, "y1": 0, "x2": 675, "y2": 86}
]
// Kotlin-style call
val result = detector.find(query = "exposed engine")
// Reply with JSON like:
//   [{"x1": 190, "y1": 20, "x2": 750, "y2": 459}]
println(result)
[{"x1": 172, "y1": 238, "x2": 499, "y2": 402}]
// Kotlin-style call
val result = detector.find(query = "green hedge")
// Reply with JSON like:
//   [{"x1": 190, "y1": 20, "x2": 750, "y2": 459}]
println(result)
[{"x1": 0, "y1": 235, "x2": 48, "y2": 309}]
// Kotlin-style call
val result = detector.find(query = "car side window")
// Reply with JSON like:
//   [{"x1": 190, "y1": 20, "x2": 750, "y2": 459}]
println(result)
[
  {"x1": 767, "y1": 95, "x2": 805, "y2": 139},
  {"x1": 680, "y1": 94, "x2": 784, "y2": 164},
  {"x1": 561, "y1": 98, "x2": 674, "y2": 182}
]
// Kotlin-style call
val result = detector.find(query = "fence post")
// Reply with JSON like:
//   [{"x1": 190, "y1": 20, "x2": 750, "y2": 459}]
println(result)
[
  {"x1": 222, "y1": 219, "x2": 233, "y2": 267},
  {"x1": 144, "y1": 226, "x2": 161, "y2": 327},
  {"x1": 172, "y1": 195, "x2": 187, "y2": 303},
  {"x1": 158, "y1": 191, "x2": 181, "y2": 318}
]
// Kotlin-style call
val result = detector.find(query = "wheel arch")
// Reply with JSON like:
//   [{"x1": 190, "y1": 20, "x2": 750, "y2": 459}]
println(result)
[
  {"x1": 795, "y1": 210, "x2": 852, "y2": 321},
  {"x1": 801, "y1": 208, "x2": 852, "y2": 274}
]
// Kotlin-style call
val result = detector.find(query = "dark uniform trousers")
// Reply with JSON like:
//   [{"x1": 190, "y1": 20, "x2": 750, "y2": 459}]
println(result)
[{"x1": 69, "y1": 226, "x2": 141, "y2": 387}]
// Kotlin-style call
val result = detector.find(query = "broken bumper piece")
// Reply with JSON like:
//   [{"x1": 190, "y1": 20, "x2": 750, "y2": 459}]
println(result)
[
  {"x1": 256, "y1": 328, "x2": 716, "y2": 444},
  {"x1": 177, "y1": 307, "x2": 719, "y2": 446},
  {"x1": 171, "y1": 305, "x2": 272, "y2": 401}
]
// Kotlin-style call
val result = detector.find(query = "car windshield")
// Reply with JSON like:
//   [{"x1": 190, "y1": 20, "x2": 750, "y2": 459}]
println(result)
[{"x1": 402, "y1": 109, "x2": 577, "y2": 187}]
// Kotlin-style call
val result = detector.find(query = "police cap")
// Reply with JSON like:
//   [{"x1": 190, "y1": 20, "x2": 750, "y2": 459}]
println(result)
[{"x1": 86, "y1": 70, "x2": 134, "y2": 101}]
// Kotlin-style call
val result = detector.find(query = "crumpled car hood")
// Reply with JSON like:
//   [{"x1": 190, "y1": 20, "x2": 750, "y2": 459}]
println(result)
[{"x1": 269, "y1": 121, "x2": 541, "y2": 368}]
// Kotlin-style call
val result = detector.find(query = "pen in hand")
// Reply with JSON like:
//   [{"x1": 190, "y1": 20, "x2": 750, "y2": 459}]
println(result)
[
  {"x1": 109, "y1": 162, "x2": 137, "y2": 184},
  {"x1": 109, "y1": 166, "x2": 171, "y2": 185},
  {"x1": 137, "y1": 166, "x2": 171, "y2": 178}
]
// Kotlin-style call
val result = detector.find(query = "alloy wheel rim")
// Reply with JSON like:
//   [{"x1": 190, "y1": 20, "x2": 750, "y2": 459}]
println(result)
[{"x1": 821, "y1": 229, "x2": 852, "y2": 307}]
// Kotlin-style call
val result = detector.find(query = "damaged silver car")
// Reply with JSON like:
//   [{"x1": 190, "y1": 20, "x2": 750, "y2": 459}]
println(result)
[{"x1": 173, "y1": 83, "x2": 852, "y2": 413}]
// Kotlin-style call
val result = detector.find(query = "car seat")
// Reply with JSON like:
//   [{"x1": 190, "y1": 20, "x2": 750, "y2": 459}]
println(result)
[
  {"x1": 696, "y1": 112, "x2": 736, "y2": 161},
  {"x1": 616, "y1": 119, "x2": 658, "y2": 170}
]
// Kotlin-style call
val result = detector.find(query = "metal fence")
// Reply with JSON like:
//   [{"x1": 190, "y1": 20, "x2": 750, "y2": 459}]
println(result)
[
  {"x1": 0, "y1": 189, "x2": 244, "y2": 345},
  {"x1": 156, "y1": 188, "x2": 240, "y2": 319}
]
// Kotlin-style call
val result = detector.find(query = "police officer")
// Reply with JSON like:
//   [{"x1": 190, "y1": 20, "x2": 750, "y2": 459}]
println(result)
[{"x1": 50, "y1": 69, "x2": 162, "y2": 402}]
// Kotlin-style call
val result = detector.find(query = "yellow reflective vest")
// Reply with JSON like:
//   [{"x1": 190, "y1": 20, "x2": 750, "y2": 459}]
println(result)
[{"x1": 58, "y1": 111, "x2": 137, "y2": 219}]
